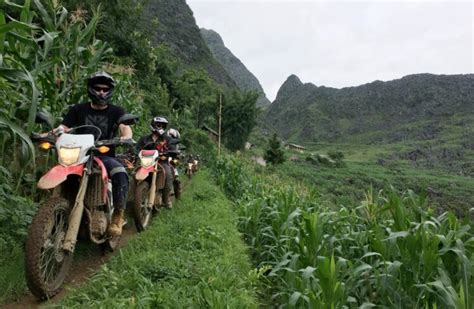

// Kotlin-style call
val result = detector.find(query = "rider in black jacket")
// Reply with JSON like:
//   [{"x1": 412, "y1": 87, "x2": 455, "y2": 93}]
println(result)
[
  {"x1": 135, "y1": 116, "x2": 179, "y2": 208},
  {"x1": 58, "y1": 72, "x2": 132, "y2": 236}
]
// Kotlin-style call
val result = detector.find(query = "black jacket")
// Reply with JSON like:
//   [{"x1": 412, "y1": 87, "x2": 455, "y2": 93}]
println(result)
[{"x1": 135, "y1": 133, "x2": 180, "y2": 158}]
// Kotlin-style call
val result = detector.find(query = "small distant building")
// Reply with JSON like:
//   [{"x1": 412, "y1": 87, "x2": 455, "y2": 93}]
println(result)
[
  {"x1": 201, "y1": 124, "x2": 219, "y2": 143},
  {"x1": 285, "y1": 143, "x2": 306, "y2": 152}
]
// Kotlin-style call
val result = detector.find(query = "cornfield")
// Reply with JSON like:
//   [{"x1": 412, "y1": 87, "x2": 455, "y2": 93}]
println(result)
[
  {"x1": 0, "y1": 0, "x2": 142, "y2": 193},
  {"x1": 212, "y1": 156, "x2": 474, "y2": 308}
]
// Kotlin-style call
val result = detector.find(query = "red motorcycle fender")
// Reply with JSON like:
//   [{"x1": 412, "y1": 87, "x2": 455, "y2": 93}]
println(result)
[
  {"x1": 38, "y1": 164, "x2": 85, "y2": 190},
  {"x1": 135, "y1": 166, "x2": 155, "y2": 181}
]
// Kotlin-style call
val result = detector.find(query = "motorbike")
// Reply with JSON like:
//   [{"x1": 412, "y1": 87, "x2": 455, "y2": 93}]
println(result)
[
  {"x1": 25, "y1": 113, "x2": 137, "y2": 300},
  {"x1": 133, "y1": 145, "x2": 179, "y2": 232},
  {"x1": 185, "y1": 157, "x2": 194, "y2": 179},
  {"x1": 192, "y1": 157, "x2": 199, "y2": 172}
]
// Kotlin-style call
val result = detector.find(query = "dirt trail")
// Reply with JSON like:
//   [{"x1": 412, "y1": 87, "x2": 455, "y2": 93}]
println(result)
[
  {"x1": 3, "y1": 222, "x2": 137, "y2": 309},
  {"x1": 3, "y1": 185, "x2": 185, "y2": 309}
]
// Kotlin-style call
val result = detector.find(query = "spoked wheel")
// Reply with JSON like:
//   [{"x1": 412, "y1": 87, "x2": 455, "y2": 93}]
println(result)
[
  {"x1": 133, "y1": 181, "x2": 153, "y2": 232},
  {"x1": 25, "y1": 197, "x2": 74, "y2": 300}
]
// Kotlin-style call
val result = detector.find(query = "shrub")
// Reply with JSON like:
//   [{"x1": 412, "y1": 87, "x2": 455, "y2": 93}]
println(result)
[
  {"x1": 327, "y1": 150, "x2": 344, "y2": 161},
  {"x1": 263, "y1": 133, "x2": 285, "y2": 165}
]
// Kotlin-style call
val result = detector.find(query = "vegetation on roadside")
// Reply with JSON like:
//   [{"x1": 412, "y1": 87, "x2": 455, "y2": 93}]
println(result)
[
  {"x1": 211, "y1": 155, "x2": 474, "y2": 308},
  {"x1": 57, "y1": 171, "x2": 259, "y2": 308}
]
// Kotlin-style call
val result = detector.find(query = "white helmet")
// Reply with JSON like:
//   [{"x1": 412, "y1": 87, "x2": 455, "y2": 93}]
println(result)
[{"x1": 167, "y1": 128, "x2": 180, "y2": 139}]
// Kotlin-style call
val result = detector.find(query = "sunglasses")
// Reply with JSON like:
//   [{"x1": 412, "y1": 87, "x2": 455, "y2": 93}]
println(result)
[{"x1": 92, "y1": 85, "x2": 110, "y2": 92}]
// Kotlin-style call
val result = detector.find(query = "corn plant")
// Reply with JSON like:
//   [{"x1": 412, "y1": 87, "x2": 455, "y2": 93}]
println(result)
[
  {"x1": 0, "y1": 0, "x2": 144, "y2": 194},
  {"x1": 211, "y1": 155, "x2": 474, "y2": 308}
]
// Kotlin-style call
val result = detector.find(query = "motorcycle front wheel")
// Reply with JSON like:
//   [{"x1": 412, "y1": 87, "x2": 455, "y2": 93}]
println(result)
[
  {"x1": 25, "y1": 197, "x2": 73, "y2": 300},
  {"x1": 133, "y1": 181, "x2": 153, "y2": 232}
]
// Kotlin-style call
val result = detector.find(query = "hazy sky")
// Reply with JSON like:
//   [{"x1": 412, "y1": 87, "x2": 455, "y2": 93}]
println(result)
[{"x1": 187, "y1": 0, "x2": 473, "y2": 101}]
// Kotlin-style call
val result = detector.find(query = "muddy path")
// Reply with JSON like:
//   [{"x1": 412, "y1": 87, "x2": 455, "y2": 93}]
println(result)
[
  {"x1": 3, "y1": 219, "x2": 137, "y2": 309},
  {"x1": 2, "y1": 184, "x2": 187, "y2": 308}
]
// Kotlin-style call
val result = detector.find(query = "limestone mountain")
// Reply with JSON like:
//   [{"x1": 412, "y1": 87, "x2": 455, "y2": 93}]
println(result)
[
  {"x1": 200, "y1": 28, "x2": 271, "y2": 108},
  {"x1": 142, "y1": 0, "x2": 237, "y2": 88},
  {"x1": 265, "y1": 73, "x2": 474, "y2": 145}
]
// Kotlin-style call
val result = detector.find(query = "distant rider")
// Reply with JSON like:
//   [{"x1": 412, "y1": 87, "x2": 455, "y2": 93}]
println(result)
[{"x1": 135, "y1": 116, "x2": 179, "y2": 208}]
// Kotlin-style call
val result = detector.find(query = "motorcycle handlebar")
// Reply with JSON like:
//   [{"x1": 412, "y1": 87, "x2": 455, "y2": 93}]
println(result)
[
  {"x1": 95, "y1": 138, "x2": 136, "y2": 147},
  {"x1": 30, "y1": 132, "x2": 56, "y2": 144}
]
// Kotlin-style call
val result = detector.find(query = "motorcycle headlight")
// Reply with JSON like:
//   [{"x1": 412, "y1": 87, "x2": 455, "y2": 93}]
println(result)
[
  {"x1": 140, "y1": 156, "x2": 154, "y2": 167},
  {"x1": 59, "y1": 147, "x2": 81, "y2": 166}
]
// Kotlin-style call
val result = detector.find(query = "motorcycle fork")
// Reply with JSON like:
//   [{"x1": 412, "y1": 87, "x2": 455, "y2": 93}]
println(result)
[
  {"x1": 62, "y1": 163, "x2": 91, "y2": 253},
  {"x1": 147, "y1": 163, "x2": 158, "y2": 209},
  {"x1": 106, "y1": 180, "x2": 114, "y2": 220}
]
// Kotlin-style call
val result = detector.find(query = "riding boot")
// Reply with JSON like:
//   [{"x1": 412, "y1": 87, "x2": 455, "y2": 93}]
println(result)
[{"x1": 108, "y1": 208, "x2": 125, "y2": 236}]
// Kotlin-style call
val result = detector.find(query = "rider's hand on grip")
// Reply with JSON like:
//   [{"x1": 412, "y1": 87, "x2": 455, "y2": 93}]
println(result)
[{"x1": 31, "y1": 132, "x2": 56, "y2": 143}]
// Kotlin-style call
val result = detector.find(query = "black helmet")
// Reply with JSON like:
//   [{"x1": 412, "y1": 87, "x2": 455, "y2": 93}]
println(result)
[
  {"x1": 150, "y1": 116, "x2": 168, "y2": 135},
  {"x1": 87, "y1": 71, "x2": 115, "y2": 105}
]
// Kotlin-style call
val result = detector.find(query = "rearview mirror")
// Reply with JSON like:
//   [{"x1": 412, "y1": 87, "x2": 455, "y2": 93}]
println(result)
[
  {"x1": 118, "y1": 114, "x2": 138, "y2": 126},
  {"x1": 35, "y1": 111, "x2": 54, "y2": 128}
]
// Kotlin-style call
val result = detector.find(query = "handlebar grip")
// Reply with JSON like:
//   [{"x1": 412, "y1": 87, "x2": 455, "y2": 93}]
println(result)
[
  {"x1": 31, "y1": 132, "x2": 56, "y2": 143},
  {"x1": 95, "y1": 138, "x2": 137, "y2": 147}
]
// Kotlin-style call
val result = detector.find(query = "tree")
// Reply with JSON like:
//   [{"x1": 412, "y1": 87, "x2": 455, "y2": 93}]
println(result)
[
  {"x1": 174, "y1": 69, "x2": 218, "y2": 128},
  {"x1": 264, "y1": 133, "x2": 285, "y2": 165},
  {"x1": 221, "y1": 90, "x2": 259, "y2": 151}
]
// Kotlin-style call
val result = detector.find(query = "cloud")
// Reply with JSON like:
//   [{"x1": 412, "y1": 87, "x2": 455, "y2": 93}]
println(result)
[{"x1": 188, "y1": 1, "x2": 473, "y2": 101}]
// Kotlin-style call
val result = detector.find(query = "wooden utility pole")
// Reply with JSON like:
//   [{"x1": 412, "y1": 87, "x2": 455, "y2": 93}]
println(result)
[{"x1": 218, "y1": 93, "x2": 222, "y2": 157}]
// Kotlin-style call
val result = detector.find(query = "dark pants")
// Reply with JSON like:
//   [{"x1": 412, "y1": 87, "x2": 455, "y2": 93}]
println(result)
[
  {"x1": 159, "y1": 160, "x2": 173, "y2": 205},
  {"x1": 99, "y1": 155, "x2": 128, "y2": 209}
]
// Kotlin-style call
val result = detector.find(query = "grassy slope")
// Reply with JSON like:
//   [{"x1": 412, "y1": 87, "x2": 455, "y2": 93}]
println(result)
[
  {"x1": 249, "y1": 141, "x2": 474, "y2": 215},
  {"x1": 57, "y1": 171, "x2": 258, "y2": 308}
]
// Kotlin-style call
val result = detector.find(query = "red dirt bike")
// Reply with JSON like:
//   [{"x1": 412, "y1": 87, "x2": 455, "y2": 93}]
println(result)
[
  {"x1": 25, "y1": 114, "x2": 136, "y2": 300},
  {"x1": 192, "y1": 156, "x2": 200, "y2": 172},
  {"x1": 185, "y1": 156, "x2": 194, "y2": 179},
  {"x1": 185, "y1": 155, "x2": 199, "y2": 179},
  {"x1": 133, "y1": 146, "x2": 180, "y2": 232}
]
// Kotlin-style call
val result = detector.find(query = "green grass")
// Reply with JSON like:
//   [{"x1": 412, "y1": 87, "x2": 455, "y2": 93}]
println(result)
[
  {"x1": 276, "y1": 159, "x2": 473, "y2": 214},
  {"x1": 56, "y1": 170, "x2": 259, "y2": 308},
  {"x1": 250, "y1": 139, "x2": 474, "y2": 215}
]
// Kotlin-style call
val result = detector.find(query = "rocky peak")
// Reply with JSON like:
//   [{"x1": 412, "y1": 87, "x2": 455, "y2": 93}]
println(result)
[
  {"x1": 200, "y1": 28, "x2": 271, "y2": 108},
  {"x1": 275, "y1": 74, "x2": 303, "y2": 101}
]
